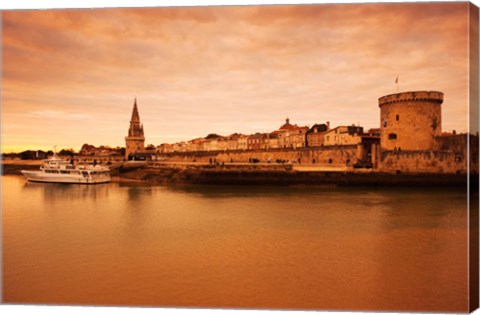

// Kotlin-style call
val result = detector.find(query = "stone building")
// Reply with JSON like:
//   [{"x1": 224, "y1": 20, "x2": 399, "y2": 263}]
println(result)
[
  {"x1": 173, "y1": 141, "x2": 187, "y2": 153},
  {"x1": 224, "y1": 133, "x2": 244, "y2": 151},
  {"x1": 266, "y1": 131, "x2": 281, "y2": 149},
  {"x1": 187, "y1": 138, "x2": 206, "y2": 152},
  {"x1": 217, "y1": 136, "x2": 230, "y2": 151},
  {"x1": 237, "y1": 134, "x2": 248, "y2": 150},
  {"x1": 277, "y1": 118, "x2": 309, "y2": 148},
  {"x1": 378, "y1": 91, "x2": 443, "y2": 151},
  {"x1": 247, "y1": 133, "x2": 268, "y2": 150},
  {"x1": 203, "y1": 134, "x2": 222, "y2": 151},
  {"x1": 323, "y1": 125, "x2": 364, "y2": 146},
  {"x1": 125, "y1": 98, "x2": 146, "y2": 160},
  {"x1": 157, "y1": 143, "x2": 173, "y2": 154},
  {"x1": 306, "y1": 122, "x2": 329, "y2": 147}
]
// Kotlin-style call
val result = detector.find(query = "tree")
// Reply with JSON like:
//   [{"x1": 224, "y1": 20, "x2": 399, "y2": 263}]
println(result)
[
  {"x1": 19, "y1": 150, "x2": 34, "y2": 160},
  {"x1": 58, "y1": 148, "x2": 75, "y2": 156},
  {"x1": 206, "y1": 133, "x2": 222, "y2": 139}
]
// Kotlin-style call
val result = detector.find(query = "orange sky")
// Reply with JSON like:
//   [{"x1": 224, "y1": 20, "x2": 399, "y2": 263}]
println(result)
[{"x1": 1, "y1": 2, "x2": 474, "y2": 153}]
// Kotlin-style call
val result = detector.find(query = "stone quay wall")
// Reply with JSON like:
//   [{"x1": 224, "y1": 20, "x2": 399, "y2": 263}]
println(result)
[
  {"x1": 155, "y1": 134, "x2": 477, "y2": 174},
  {"x1": 157, "y1": 146, "x2": 359, "y2": 166},
  {"x1": 377, "y1": 134, "x2": 477, "y2": 174},
  {"x1": 378, "y1": 150, "x2": 467, "y2": 174}
]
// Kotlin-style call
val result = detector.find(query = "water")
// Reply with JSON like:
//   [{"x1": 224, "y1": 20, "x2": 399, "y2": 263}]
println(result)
[{"x1": 2, "y1": 175, "x2": 470, "y2": 312}]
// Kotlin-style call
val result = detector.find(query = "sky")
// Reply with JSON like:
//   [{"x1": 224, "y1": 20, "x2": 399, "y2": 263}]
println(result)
[{"x1": 1, "y1": 1, "x2": 475, "y2": 153}]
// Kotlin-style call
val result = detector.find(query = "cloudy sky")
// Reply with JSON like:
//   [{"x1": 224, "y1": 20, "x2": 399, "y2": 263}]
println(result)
[{"x1": 1, "y1": 2, "x2": 474, "y2": 152}]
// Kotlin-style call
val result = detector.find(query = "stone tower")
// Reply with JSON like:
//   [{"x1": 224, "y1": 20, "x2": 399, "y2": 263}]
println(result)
[
  {"x1": 125, "y1": 98, "x2": 145, "y2": 159},
  {"x1": 378, "y1": 91, "x2": 443, "y2": 151}
]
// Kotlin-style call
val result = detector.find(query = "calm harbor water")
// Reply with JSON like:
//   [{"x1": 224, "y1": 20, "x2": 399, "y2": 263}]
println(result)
[{"x1": 2, "y1": 175, "x2": 470, "y2": 312}]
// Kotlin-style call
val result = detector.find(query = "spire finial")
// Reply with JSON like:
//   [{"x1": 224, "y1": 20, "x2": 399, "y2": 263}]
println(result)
[{"x1": 130, "y1": 97, "x2": 140, "y2": 123}]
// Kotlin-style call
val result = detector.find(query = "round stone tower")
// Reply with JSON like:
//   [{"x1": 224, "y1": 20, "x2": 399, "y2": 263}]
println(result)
[{"x1": 378, "y1": 91, "x2": 443, "y2": 151}]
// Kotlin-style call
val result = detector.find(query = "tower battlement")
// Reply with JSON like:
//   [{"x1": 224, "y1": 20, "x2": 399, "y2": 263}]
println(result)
[{"x1": 378, "y1": 91, "x2": 443, "y2": 107}]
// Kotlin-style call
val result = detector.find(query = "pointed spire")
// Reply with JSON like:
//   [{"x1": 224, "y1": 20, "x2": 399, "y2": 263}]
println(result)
[
  {"x1": 131, "y1": 98, "x2": 140, "y2": 123},
  {"x1": 127, "y1": 98, "x2": 144, "y2": 137}
]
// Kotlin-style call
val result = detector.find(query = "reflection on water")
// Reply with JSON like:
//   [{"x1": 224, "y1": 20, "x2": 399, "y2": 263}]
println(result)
[
  {"x1": 2, "y1": 175, "x2": 471, "y2": 312},
  {"x1": 22, "y1": 181, "x2": 111, "y2": 202}
]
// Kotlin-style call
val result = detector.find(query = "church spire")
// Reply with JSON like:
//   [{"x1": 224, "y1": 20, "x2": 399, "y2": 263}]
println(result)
[
  {"x1": 125, "y1": 98, "x2": 146, "y2": 160},
  {"x1": 130, "y1": 97, "x2": 140, "y2": 123},
  {"x1": 127, "y1": 98, "x2": 144, "y2": 137}
]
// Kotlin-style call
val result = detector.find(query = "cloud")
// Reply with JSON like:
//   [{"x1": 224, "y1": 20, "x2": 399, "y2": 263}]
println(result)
[
  {"x1": 1, "y1": 2, "x2": 472, "y2": 151},
  {"x1": 29, "y1": 110, "x2": 90, "y2": 121}
]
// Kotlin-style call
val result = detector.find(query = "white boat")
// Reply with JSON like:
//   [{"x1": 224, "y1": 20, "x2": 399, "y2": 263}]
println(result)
[{"x1": 21, "y1": 154, "x2": 111, "y2": 184}]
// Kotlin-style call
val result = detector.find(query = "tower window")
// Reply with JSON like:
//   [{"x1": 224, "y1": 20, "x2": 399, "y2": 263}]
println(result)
[
  {"x1": 396, "y1": 115, "x2": 399, "y2": 121},
  {"x1": 431, "y1": 117, "x2": 438, "y2": 130},
  {"x1": 384, "y1": 121, "x2": 387, "y2": 128},
  {"x1": 388, "y1": 133, "x2": 397, "y2": 140}
]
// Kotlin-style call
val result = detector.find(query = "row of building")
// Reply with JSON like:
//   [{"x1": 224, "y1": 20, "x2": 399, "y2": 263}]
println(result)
[{"x1": 154, "y1": 120, "x2": 374, "y2": 154}]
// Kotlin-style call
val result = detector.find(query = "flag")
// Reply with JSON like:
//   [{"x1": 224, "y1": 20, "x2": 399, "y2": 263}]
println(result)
[{"x1": 395, "y1": 76, "x2": 398, "y2": 84}]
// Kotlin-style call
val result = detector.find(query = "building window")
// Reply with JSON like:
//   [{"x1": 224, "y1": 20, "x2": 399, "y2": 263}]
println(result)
[
  {"x1": 396, "y1": 115, "x2": 399, "y2": 121},
  {"x1": 388, "y1": 133, "x2": 397, "y2": 140},
  {"x1": 384, "y1": 121, "x2": 387, "y2": 128}
]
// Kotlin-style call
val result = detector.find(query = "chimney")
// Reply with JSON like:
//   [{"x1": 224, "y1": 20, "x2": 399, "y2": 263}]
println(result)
[{"x1": 326, "y1": 121, "x2": 330, "y2": 130}]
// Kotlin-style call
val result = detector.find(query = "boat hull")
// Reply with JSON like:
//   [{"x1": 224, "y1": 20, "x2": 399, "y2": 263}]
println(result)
[{"x1": 21, "y1": 170, "x2": 111, "y2": 184}]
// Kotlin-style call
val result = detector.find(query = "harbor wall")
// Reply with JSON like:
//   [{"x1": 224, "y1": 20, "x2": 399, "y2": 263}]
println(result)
[
  {"x1": 157, "y1": 146, "x2": 360, "y2": 166},
  {"x1": 116, "y1": 164, "x2": 471, "y2": 187},
  {"x1": 378, "y1": 150, "x2": 468, "y2": 174},
  {"x1": 2, "y1": 160, "x2": 474, "y2": 187},
  {"x1": 377, "y1": 134, "x2": 478, "y2": 174}
]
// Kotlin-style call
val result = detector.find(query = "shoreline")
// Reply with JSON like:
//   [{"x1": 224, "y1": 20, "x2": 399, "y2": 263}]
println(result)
[
  {"x1": 2, "y1": 160, "x2": 476, "y2": 187},
  {"x1": 114, "y1": 162, "x2": 475, "y2": 187}
]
